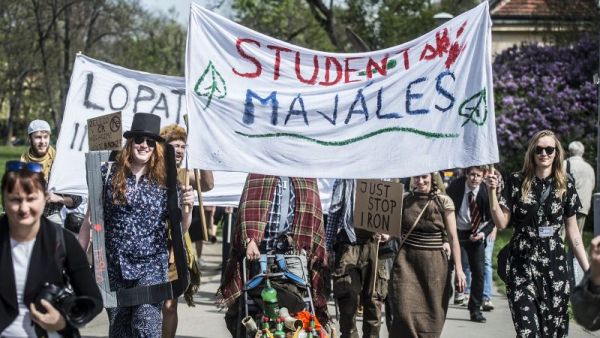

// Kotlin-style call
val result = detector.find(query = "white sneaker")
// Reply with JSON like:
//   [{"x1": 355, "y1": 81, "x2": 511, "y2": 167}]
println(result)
[
  {"x1": 482, "y1": 299, "x2": 494, "y2": 311},
  {"x1": 453, "y1": 293, "x2": 466, "y2": 305},
  {"x1": 460, "y1": 294, "x2": 469, "y2": 307}
]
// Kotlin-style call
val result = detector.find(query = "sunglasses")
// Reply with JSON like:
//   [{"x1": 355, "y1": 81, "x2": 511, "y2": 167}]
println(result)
[
  {"x1": 5, "y1": 161, "x2": 43, "y2": 173},
  {"x1": 133, "y1": 136, "x2": 156, "y2": 148},
  {"x1": 535, "y1": 146, "x2": 555, "y2": 156}
]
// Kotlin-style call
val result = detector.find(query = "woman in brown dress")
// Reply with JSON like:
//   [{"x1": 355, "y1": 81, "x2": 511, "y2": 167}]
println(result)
[{"x1": 390, "y1": 172, "x2": 466, "y2": 337}]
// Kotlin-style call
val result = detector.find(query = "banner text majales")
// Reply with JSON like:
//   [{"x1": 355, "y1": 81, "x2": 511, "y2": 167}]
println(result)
[{"x1": 243, "y1": 70, "x2": 456, "y2": 126}]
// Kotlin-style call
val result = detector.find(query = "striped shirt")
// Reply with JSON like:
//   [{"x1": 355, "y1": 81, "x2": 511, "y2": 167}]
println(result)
[{"x1": 261, "y1": 177, "x2": 295, "y2": 253}]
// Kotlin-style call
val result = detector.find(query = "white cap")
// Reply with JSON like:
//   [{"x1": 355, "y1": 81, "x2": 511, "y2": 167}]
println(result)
[{"x1": 27, "y1": 120, "x2": 51, "y2": 135}]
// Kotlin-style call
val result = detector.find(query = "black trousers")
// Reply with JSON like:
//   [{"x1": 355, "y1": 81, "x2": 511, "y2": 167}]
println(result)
[{"x1": 458, "y1": 230, "x2": 485, "y2": 314}]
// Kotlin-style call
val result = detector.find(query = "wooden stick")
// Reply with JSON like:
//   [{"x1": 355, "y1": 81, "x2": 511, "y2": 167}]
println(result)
[
  {"x1": 194, "y1": 169, "x2": 209, "y2": 241},
  {"x1": 183, "y1": 170, "x2": 190, "y2": 213},
  {"x1": 177, "y1": 168, "x2": 191, "y2": 214},
  {"x1": 488, "y1": 164, "x2": 498, "y2": 205},
  {"x1": 371, "y1": 241, "x2": 379, "y2": 294}
]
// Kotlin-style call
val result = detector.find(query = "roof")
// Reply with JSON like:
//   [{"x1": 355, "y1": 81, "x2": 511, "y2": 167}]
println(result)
[{"x1": 490, "y1": 0, "x2": 598, "y2": 20}]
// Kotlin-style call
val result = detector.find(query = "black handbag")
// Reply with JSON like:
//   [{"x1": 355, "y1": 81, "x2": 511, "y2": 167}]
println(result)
[
  {"x1": 497, "y1": 242, "x2": 511, "y2": 283},
  {"x1": 64, "y1": 212, "x2": 85, "y2": 234}
]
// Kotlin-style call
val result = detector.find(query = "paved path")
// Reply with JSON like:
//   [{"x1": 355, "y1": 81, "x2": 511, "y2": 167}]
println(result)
[{"x1": 81, "y1": 240, "x2": 600, "y2": 337}]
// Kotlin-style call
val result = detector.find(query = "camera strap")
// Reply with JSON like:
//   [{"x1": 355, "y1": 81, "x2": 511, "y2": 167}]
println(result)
[
  {"x1": 53, "y1": 222, "x2": 70, "y2": 286},
  {"x1": 277, "y1": 177, "x2": 292, "y2": 236}
]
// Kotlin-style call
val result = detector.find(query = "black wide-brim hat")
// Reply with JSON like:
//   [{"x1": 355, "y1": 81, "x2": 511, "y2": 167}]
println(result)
[{"x1": 123, "y1": 113, "x2": 165, "y2": 142}]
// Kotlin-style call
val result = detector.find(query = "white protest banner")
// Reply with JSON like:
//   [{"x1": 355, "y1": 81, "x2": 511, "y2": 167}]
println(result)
[
  {"x1": 49, "y1": 54, "x2": 187, "y2": 196},
  {"x1": 49, "y1": 54, "x2": 335, "y2": 208},
  {"x1": 186, "y1": 2, "x2": 498, "y2": 178}
]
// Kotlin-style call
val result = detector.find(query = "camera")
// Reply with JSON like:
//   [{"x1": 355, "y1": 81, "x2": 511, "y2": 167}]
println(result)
[{"x1": 34, "y1": 283, "x2": 100, "y2": 328}]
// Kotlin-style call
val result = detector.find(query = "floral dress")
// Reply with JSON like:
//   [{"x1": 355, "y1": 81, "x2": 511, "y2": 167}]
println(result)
[
  {"x1": 101, "y1": 163, "x2": 170, "y2": 338},
  {"x1": 499, "y1": 173, "x2": 581, "y2": 338}
]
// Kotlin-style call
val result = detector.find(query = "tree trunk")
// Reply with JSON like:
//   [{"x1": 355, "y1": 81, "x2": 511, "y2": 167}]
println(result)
[
  {"x1": 7, "y1": 83, "x2": 23, "y2": 147},
  {"x1": 58, "y1": 0, "x2": 72, "y2": 135}
]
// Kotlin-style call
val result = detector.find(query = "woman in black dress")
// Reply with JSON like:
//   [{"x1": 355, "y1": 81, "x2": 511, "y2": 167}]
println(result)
[{"x1": 485, "y1": 130, "x2": 589, "y2": 337}]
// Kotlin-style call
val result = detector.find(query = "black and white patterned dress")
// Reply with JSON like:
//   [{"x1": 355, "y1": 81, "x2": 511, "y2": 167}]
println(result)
[{"x1": 499, "y1": 173, "x2": 581, "y2": 338}]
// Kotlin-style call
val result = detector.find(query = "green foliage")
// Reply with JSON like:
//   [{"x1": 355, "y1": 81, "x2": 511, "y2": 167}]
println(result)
[
  {"x1": 0, "y1": 145, "x2": 29, "y2": 212},
  {"x1": 230, "y1": 0, "x2": 481, "y2": 52},
  {"x1": 493, "y1": 37, "x2": 599, "y2": 174},
  {"x1": 0, "y1": 0, "x2": 187, "y2": 144},
  {"x1": 0, "y1": 146, "x2": 28, "y2": 169},
  {"x1": 107, "y1": 13, "x2": 186, "y2": 76},
  {"x1": 339, "y1": 0, "x2": 481, "y2": 50},
  {"x1": 232, "y1": 0, "x2": 336, "y2": 51}
]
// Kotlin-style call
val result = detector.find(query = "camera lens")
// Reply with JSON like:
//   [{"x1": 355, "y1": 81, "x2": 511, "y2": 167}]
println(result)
[
  {"x1": 63, "y1": 296, "x2": 100, "y2": 328},
  {"x1": 35, "y1": 283, "x2": 100, "y2": 328}
]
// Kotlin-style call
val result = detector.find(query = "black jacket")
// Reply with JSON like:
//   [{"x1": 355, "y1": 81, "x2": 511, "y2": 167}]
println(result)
[
  {"x1": 572, "y1": 270, "x2": 600, "y2": 331},
  {"x1": 0, "y1": 216, "x2": 102, "y2": 337},
  {"x1": 446, "y1": 176, "x2": 495, "y2": 237}
]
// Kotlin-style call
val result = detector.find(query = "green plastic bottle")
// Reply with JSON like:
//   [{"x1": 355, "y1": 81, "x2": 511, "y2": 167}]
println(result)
[
  {"x1": 261, "y1": 316, "x2": 270, "y2": 338},
  {"x1": 261, "y1": 277, "x2": 279, "y2": 319},
  {"x1": 274, "y1": 318, "x2": 285, "y2": 338},
  {"x1": 307, "y1": 314, "x2": 316, "y2": 338}
]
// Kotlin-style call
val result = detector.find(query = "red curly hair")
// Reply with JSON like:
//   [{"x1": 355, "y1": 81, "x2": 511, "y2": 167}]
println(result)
[{"x1": 111, "y1": 138, "x2": 166, "y2": 204}]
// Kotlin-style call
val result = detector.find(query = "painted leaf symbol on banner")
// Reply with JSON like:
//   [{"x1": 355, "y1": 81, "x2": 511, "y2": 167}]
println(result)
[
  {"x1": 458, "y1": 88, "x2": 487, "y2": 127},
  {"x1": 194, "y1": 61, "x2": 227, "y2": 109},
  {"x1": 358, "y1": 59, "x2": 398, "y2": 77}
]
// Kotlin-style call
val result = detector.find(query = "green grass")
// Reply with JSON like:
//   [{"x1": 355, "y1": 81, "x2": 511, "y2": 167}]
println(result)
[
  {"x1": 0, "y1": 145, "x2": 28, "y2": 178},
  {"x1": 0, "y1": 145, "x2": 29, "y2": 212}
]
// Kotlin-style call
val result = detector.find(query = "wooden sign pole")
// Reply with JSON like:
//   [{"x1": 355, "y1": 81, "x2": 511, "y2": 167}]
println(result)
[{"x1": 194, "y1": 169, "x2": 209, "y2": 241}]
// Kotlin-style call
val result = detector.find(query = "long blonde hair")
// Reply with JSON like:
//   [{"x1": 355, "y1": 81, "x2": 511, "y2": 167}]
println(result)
[
  {"x1": 111, "y1": 138, "x2": 166, "y2": 204},
  {"x1": 520, "y1": 130, "x2": 566, "y2": 201}
]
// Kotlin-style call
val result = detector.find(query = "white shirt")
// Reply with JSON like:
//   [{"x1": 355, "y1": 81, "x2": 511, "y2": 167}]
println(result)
[
  {"x1": 457, "y1": 182, "x2": 481, "y2": 231},
  {"x1": 565, "y1": 156, "x2": 595, "y2": 215},
  {"x1": 2, "y1": 238, "x2": 36, "y2": 338},
  {"x1": 1, "y1": 239, "x2": 60, "y2": 338}
]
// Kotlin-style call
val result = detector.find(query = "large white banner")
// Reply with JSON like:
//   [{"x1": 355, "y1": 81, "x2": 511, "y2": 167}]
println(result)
[
  {"x1": 186, "y1": 2, "x2": 498, "y2": 178},
  {"x1": 49, "y1": 55, "x2": 335, "y2": 208},
  {"x1": 49, "y1": 54, "x2": 187, "y2": 196}
]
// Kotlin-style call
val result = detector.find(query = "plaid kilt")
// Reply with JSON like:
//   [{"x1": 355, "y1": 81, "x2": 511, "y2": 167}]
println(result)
[{"x1": 217, "y1": 174, "x2": 329, "y2": 324}]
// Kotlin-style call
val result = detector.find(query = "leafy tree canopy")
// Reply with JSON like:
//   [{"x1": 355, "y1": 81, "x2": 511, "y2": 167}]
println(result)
[{"x1": 494, "y1": 36, "x2": 599, "y2": 173}]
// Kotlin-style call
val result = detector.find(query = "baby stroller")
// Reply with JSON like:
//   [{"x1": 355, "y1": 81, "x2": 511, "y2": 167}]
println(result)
[{"x1": 237, "y1": 254, "x2": 321, "y2": 338}]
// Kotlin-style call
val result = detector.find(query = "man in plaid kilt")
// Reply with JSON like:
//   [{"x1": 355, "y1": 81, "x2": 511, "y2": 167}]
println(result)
[{"x1": 217, "y1": 174, "x2": 329, "y2": 336}]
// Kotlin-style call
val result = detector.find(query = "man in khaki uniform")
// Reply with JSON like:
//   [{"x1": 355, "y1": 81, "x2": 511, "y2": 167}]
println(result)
[{"x1": 326, "y1": 179, "x2": 390, "y2": 338}]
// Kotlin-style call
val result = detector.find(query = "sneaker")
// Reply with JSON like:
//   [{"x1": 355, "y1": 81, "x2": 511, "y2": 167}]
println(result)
[
  {"x1": 453, "y1": 293, "x2": 466, "y2": 305},
  {"x1": 470, "y1": 311, "x2": 487, "y2": 323},
  {"x1": 356, "y1": 305, "x2": 363, "y2": 317},
  {"x1": 460, "y1": 294, "x2": 469, "y2": 307},
  {"x1": 482, "y1": 299, "x2": 494, "y2": 311}
]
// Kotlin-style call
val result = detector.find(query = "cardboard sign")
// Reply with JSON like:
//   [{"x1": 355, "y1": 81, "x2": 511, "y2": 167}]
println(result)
[
  {"x1": 87, "y1": 111, "x2": 122, "y2": 151},
  {"x1": 353, "y1": 179, "x2": 404, "y2": 237}
]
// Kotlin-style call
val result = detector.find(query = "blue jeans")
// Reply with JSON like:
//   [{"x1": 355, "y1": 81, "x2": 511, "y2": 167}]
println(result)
[
  {"x1": 483, "y1": 236, "x2": 494, "y2": 300},
  {"x1": 463, "y1": 266, "x2": 471, "y2": 295}
]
